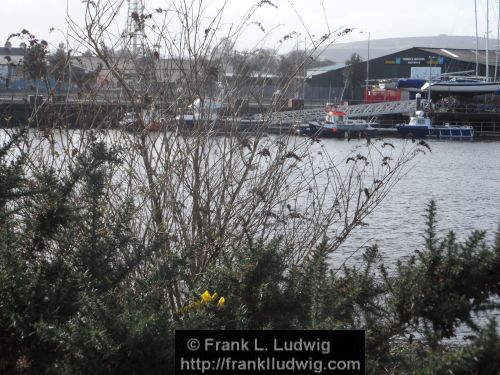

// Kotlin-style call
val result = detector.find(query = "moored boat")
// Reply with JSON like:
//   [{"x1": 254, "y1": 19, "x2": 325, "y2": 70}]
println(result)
[
  {"x1": 294, "y1": 108, "x2": 378, "y2": 138},
  {"x1": 396, "y1": 111, "x2": 474, "y2": 140},
  {"x1": 119, "y1": 110, "x2": 162, "y2": 131},
  {"x1": 420, "y1": 78, "x2": 500, "y2": 95},
  {"x1": 325, "y1": 110, "x2": 379, "y2": 132},
  {"x1": 300, "y1": 120, "x2": 346, "y2": 138},
  {"x1": 435, "y1": 125, "x2": 474, "y2": 139},
  {"x1": 396, "y1": 111, "x2": 432, "y2": 138},
  {"x1": 176, "y1": 97, "x2": 222, "y2": 126},
  {"x1": 397, "y1": 78, "x2": 428, "y2": 92}
]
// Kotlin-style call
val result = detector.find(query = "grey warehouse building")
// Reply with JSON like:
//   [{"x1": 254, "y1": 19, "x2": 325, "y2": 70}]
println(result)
[{"x1": 308, "y1": 47, "x2": 499, "y2": 103}]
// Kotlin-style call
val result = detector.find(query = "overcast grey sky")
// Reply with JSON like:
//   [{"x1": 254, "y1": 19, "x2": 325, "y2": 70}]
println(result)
[{"x1": 0, "y1": 0, "x2": 497, "y2": 53}]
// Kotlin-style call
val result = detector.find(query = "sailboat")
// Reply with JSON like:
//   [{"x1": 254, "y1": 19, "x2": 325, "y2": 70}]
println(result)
[
  {"x1": 420, "y1": 78, "x2": 500, "y2": 94},
  {"x1": 421, "y1": 0, "x2": 500, "y2": 95}
]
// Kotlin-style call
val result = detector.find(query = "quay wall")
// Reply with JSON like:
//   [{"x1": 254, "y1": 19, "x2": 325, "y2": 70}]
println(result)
[{"x1": 1, "y1": 98, "x2": 500, "y2": 139}]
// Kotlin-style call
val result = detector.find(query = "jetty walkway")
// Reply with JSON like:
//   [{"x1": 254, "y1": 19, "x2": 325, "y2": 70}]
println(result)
[{"x1": 255, "y1": 100, "x2": 418, "y2": 126}]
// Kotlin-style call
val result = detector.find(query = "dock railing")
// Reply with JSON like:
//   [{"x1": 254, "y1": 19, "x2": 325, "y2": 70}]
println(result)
[{"x1": 254, "y1": 100, "x2": 418, "y2": 126}]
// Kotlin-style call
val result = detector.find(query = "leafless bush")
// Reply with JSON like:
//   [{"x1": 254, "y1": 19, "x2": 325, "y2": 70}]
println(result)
[{"x1": 5, "y1": 0, "x2": 425, "y2": 314}]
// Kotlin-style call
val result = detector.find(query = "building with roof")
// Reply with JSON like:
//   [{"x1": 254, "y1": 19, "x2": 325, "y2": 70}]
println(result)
[
  {"x1": 0, "y1": 42, "x2": 27, "y2": 90},
  {"x1": 307, "y1": 47, "x2": 500, "y2": 103}
]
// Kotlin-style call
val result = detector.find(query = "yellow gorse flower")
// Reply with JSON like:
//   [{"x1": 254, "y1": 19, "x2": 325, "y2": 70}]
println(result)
[
  {"x1": 217, "y1": 297, "x2": 225, "y2": 308},
  {"x1": 201, "y1": 290, "x2": 212, "y2": 302},
  {"x1": 177, "y1": 290, "x2": 225, "y2": 315}
]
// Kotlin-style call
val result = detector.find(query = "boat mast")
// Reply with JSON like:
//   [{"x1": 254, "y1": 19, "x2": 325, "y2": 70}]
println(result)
[
  {"x1": 475, "y1": 0, "x2": 479, "y2": 76},
  {"x1": 496, "y1": 0, "x2": 500, "y2": 81},
  {"x1": 486, "y1": 0, "x2": 490, "y2": 81},
  {"x1": 428, "y1": 56, "x2": 432, "y2": 105}
]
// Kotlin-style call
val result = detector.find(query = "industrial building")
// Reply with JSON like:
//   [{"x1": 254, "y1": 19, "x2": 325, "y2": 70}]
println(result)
[
  {"x1": 307, "y1": 47, "x2": 500, "y2": 103},
  {"x1": 0, "y1": 42, "x2": 26, "y2": 90}
]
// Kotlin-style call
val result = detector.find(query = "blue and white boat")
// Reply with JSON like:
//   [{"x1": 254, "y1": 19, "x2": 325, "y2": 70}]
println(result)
[
  {"x1": 397, "y1": 78, "x2": 428, "y2": 92},
  {"x1": 420, "y1": 78, "x2": 500, "y2": 95},
  {"x1": 294, "y1": 109, "x2": 377, "y2": 138},
  {"x1": 295, "y1": 120, "x2": 346, "y2": 138},
  {"x1": 434, "y1": 125, "x2": 474, "y2": 140},
  {"x1": 396, "y1": 111, "x2": 474, "y2": 140}
]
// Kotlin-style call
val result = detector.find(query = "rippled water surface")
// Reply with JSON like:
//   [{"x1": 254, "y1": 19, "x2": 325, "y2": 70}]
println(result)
[
  {"x1": 318, "y1": 138, "x2": 500, "y2": 269},
  {"x1": 2, "y1": 130, "x2": 498, "y2": 269}
]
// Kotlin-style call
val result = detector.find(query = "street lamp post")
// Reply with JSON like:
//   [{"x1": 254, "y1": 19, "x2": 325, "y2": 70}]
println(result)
[
  {"x1": 360, "y1": 31, "x2": 370, "y2": 88},
  {"x1": 360, "y1": 30, "x2": 370, "y2": 103},
  {"x1": 366, "y1": 32, "x2": 370, "y2": 89}
]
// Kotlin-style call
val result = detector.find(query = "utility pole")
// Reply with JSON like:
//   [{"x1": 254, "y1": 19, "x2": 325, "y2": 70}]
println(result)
[
  {"x1": 366, "y1": 32, "x2": 370, "y2": 89},
  {"x1": 360, "y1": 30, "x2": 370, "y2": 103}
]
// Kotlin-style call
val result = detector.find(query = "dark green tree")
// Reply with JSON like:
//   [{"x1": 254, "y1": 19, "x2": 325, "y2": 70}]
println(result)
[
  {"x1": 343, "y1": 52, "x2": 365, "y2": 101},
  {"x1": 48, "y1": 42, "x2": 70, "y2": 82},
  {"x1": 23, "y1": 40, "x2": 48, "y2": 81}
]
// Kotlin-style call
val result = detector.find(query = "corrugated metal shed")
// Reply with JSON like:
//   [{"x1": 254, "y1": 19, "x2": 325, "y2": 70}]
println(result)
[
  {"x1": 417, "y1": 47, "x2": 498, "y2": 66},
  {"x1": 310, "y1": 47, "x2": 500, "y2": 88}
]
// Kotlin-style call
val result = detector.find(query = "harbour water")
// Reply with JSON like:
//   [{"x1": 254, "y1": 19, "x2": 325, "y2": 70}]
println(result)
[
  {"x1": 1, "y1": 129, "x2": 499, "y2": 337},
  {"x1": 1, "y1": 129, "x2": 498, "y2": 267},
  {"x1": 320, "y1": 138, "x2": 500, "y2": 270}
]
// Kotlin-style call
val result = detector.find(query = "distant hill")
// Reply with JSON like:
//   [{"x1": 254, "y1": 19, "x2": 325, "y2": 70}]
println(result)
[{"x1": 319, "y1": 35, "x2": 498, "y2": 63}]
